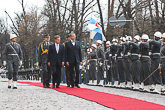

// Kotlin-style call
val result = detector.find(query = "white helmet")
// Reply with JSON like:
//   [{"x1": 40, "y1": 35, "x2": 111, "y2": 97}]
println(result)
[
  {"x1": 162, "y1": 33, "x2": 165, "y2": 38},
  {"x1": 112, "y1": 39, "x2": 118, "y2": 43},
  {"x1": 141, "y1": 34, "x2": 149, "y2": 40},
  {"x1": 96, "y1": 40, "x2": 102, "y2": 45},
  {"x1": 154, "y1": 31, "x2": 162, "y2": 38},
  {"x1": 106, "y1": 41, "x2": 111, "y2": 45},
  {"x1": 120, "y1": 37, "x2": 126, "y2": 42},
  {"x1": 125, "y1": 36, "x2": 132, "y2": 41},
  {"x1": 134, "y1": 35, "x2": 140, "y2": 41},
  {"x1": 10, "y1": 34, "x2": 17, "y2": 40},
  {"x1": 91, "y1": 44, "x2": 97, "y2": 48}
]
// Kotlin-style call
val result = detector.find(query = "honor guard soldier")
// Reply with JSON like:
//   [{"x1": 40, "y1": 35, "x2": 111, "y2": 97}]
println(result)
[
  {"x1": 149, "y1": 31, "x2": 162, "y2": 94},
  {"x1": 86, "y1": 48, "x2": 92, "y2": 83},
  {"x1": 139, "y1": 34, "x2": 151, "y2": 92},
  {"x1": 105, "y1": 41, "x2": 112, "y2": 85},
  {"x1": 128, "y1": 35, "x2": 141, "y2": 91},
  {"x1": 117, "y1": 37, "x2": 126, "y2": 88},
  {"x1": 38, "y1": 34, "x2": 52, "y2": 88},
  {"x1": 3, "y1": 34, "x2": 23, "y2": 89},
  {"x1": 88, "y1": 44, "x2": 97, "y2": 83},
  {"x1": 123, "y1": 36, "x2": 132, "y2": 89},
  {"x1": 161, "y1": 33, "x2": 165, "y2": 94},
  {"x1": 96, "y1": 40, "x2": 105, "y2": 85},
  {"x1": 110, "y1": 39, "x2": 119, "y2": 87}
]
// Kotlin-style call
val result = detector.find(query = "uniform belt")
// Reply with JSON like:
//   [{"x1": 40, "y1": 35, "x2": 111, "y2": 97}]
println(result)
[
  {"x1": 89, "y1": 59, "x2": 97, "y2": 62},
  {"x1": 117, "y1": 57, "x2": 122, "y2": 59},
  {"x1": 8, "y1": 54, "x2": 18, "y2": 55},
  {"x1": 152, "y1": 53, "x2": 160, "y2": 55},
  {"x1": 131, "y1": 53, "x2": 139, "y2": 56},
  {"x1": 104, "y1": 60, "x2": 109, "y2": 62},
  {"x1": 141, "y1": 55, "x2": 150, "y2": 58}
]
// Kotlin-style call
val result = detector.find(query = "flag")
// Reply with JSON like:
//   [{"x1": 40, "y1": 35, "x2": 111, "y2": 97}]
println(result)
[{"x1": 88, "y1": 17, "x2": 106, "y2": 41}]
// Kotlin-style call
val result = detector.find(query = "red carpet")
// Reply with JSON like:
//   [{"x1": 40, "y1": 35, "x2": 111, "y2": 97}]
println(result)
[{"x1": 1, "y1": 81, "x2": 165, "y2": 110}]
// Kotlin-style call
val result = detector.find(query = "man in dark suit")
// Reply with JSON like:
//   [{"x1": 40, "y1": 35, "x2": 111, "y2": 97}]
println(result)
[
  {"x1": 65, "y1": 32, "x2": 82, "y2": 88},
  {"x1": 48, "y1": 35, "x2": 65, "y2": 88}
]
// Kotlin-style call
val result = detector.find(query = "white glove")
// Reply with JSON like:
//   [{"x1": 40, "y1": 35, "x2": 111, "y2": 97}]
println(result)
[
  {"x1": 100, "y1": 62, "x2": 103, "y2": 66},
  {"x1": 128, "y1": 52, "x2": 131, "y2": 56},
  {"x1": 121, "y1": 53, "x2": 123, "y2": 56},
  {"x1": 115, "y1": 54, "x2": 117, "y2": 57},
  {"x1": 139, "y1": 54, "x2": 141, "y2": 57},
  {"x1": 19, "y1": 61, "x2": 23, "y2": 66},
  {"x1": 149, "y1": 52, "x2": 152, "y2": 56},
  {"x1": 79, "y1": 65, "x2": 82, "y2": 70},
  {"x1": 3, "y1": 61, "x2": 6, "y2": 66},
  {"x1": 109, "y1": 54, "x2": 112, "y2": 57}
]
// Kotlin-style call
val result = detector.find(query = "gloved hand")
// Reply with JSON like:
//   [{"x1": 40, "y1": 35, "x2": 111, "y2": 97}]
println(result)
[
  {"x1": 149, "y1": 52, "x2": 152, "y2": 56},
  {"x1": 128, "y1": 52, "x2": 131, "y2": 55},
  {"x1": 121, "y1": 53, "x2": 123, "y2": 56},
  {"x1": 139, "y1": 54, "x2": 142, "y2": 58},
  {"x1": 3, "y1": 61, "x2": 6, "y2": 66},
  {"x1": 109, "y1": 54, "x2": 112, "y2": 57},
  {"x1": 158, "y1": 63, "x2": 162, "y2": 69},
  {"x1": 19, "y1": 61, "x2": 23, "y2": 66},
  {"x1": 115, "y1": 54, "x2": 117, "y2": 57}
]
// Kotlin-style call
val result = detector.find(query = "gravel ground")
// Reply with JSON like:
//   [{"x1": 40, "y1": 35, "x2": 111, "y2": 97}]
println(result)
[{"x1": 0, "y1": 78, "x2": 164, "y2": 110}]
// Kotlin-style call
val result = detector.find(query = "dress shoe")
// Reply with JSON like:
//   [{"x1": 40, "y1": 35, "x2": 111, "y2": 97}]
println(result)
[
  {"x1": 52, "y1": 85, "x2": 55, "y2": 88},
  {"x1": 46, "y1": 84, "x2": 50, "y2": 88},
  {"x1": 67, "y1": 85, "x2": 70, "y2": 87},
  {"x1": 8, "y1": 86, "x2": 11, "y2": 89},
  {"x1": 56, "y1": 86, "x2": 60, "y2": 88},
  {"x1": 75, "y1": 85, "x2": 80, "y2": 88},
  {"x1": 71, "y1": 85, "x2": 74, "y2": 88},
  {"x1": 13, "y1": 87, "x2": 17, "y2": 89}
]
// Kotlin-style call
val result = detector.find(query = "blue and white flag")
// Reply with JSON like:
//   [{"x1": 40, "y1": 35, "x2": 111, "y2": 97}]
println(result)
[{"x1": 88, "y1": 17, "x2": 106, "y2": 41}]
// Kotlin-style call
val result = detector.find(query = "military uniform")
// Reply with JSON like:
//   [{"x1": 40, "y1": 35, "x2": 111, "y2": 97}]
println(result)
[
  {"x1": 96, "y1": 45, "x2": 104, "y2": 84},
  {"x1": 129, "y1": 42, "x2": 141, "y2": 90},
  {"x1": 110, "y1": 44, "x2": 119, "y2": 86},
  {"x1": 116, "y1": 44, "x2": 125, "y2": 87},
  {"x1": 149, "y1": 40, "x2": 162, "y2": 85},
  {"x1": 139, "y1": 42, "x2": 151, "y2": 89},
  {"x1": 122, "y1": 42, "x2": 132, "y2": 88},
  {"x1": 105, "y1": 47, "x2": 112, "y2": 84},
  {"x1": 38, "y1": 41, "x2": 52, "y2": 88},
  {"x1": 3, "y1": 42, "x2": 23, "y2": 88},
  {"x1": 161, "y1": 43, "x2": 165, "y2": 92},
  {"x1": 89, "y1": 49, "x2": 97, "y2": 83}
]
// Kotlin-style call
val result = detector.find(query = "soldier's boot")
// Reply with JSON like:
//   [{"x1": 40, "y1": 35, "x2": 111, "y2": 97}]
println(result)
[
  {"x1": 113, "y1": 81, "x2": 119, "y2": 88},
  {"x1": 109, "y1": 82, "x2": 112, "y2": 87},
  {"x1": 13, "y1": 81, "x2": 17, "y2": 89},
  {"x1": 150, "y1": 84, "x2": 155, "y2": 91},
  {"x1": 126, "y1": 81, "x2": 132, "y2": 89},
  {"x1": 8, "y1": 79, "x2": 12, "y2": 89},
  {"x1": 152, "y1": 84, "x2": 161, "y2": 94},
  {"x1": 143, "y1": 85, "x2": 151, "y2": 92},
  {"x1": 139, "y1": 83, "x2": 144, "y2": 91},
  {"x1": 133, "y1": 83, "x2": 140, "y2": 91},
  {"x1": 162, "y1": 85, "x2": 165, "y2": 92},
  {"x1": 120, "y1": 82, "x2": 126, "y2": 88}
]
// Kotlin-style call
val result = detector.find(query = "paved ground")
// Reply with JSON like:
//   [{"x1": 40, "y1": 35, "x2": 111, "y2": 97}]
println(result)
[{"x1": 0, "y1": 77, "x2": 165, "y2": 110}]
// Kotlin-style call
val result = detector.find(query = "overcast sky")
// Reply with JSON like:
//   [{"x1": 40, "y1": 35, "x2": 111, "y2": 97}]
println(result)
[{"x1": 0, "y1": 0, "x2": 45, "y2": 18}]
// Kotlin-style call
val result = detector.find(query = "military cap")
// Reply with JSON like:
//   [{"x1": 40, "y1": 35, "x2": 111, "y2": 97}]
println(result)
[
  {"x1": 44, "y1": 34, "x2": 50, "y2": 38},
  {"x1": 66, "y1": 34, "x2": 70, "y2": 38}
]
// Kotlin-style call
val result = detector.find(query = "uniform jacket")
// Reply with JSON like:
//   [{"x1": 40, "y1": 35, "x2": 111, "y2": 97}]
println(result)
[
  {"x1": 129, "y1": 42, "x2": 139, "y2": 61},
  {"x1": 65, "y1": 40, "x2": 82, "y2": 64},
  {"x1": 3, "y1": 42, "x2": 23, "y2": 62},
  {"x1": 38, "y1": 41, "x2": 52, "y2": 64},
  {"x1": 149, "y1": 40, "x2": 161, "y2": 59},
  {"x1": 139, "y1": 42, "x2": 150, "y2": 62}
]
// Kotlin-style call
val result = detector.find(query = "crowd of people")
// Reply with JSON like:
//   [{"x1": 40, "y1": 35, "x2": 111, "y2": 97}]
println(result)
[{"x1": 85, "y1": 31, "x2": 165, "y2": 95}]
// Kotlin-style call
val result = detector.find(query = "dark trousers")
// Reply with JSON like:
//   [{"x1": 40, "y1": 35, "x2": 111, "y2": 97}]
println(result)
[
  {"x1": 140, "y1": 60, "x2": 151, "y2": 85},
  {"x1": 65, "y1": 65, "x2": 70, "y2": 86},
  {"x1": 117, "y1": 59, "x2": 125, "y2": 82},
  {"x1": 97, "y1": 62, "x2": 104, "y2": 84},
  {"x1": 42, "y1": 63, "x2": 51, "y2": 85},
  {"x1": 69, "y1": 62, "x2": 80, "y2": 86},
  {"x1": 123, "y1": 58, "x2": 132, "y2": 82},
  {"x1": 89, "y1": 61, "x2": 97, "y2": 82},
  {"x1": 52, "y1": 64, "x2": 61, "y2": 86},
  {"x1": 161, "y1": 62, "x2": 165, "y2": 84},
  {"x1": 131, "y1": 60, "x2": 140, "y2": 83},
  {"x1": 7, "y1": 60, "x2": 19, "y2": 81},
  {"x1": 151, "y1": 58, "x2": 162, "y2": 84},
  {"x1": 111, "y1": 61, "x2": 119, "y2": 82}
]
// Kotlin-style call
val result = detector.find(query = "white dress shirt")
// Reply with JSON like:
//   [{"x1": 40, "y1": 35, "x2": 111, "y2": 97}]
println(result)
[
  {"x1": 55, "y1": 43, "x2": 59, "y2": 53},
  {"x1": 71, "y1": 40, "x2": 75, "y2": 46}
]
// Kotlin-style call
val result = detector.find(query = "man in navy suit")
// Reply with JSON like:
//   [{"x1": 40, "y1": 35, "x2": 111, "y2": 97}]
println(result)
[
  {"x1": 48, "y1": 35, "x2": 65, "y2": 88},
  {"x1": 65, "y1": 32, "x2": 82, "y2": 88}
]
